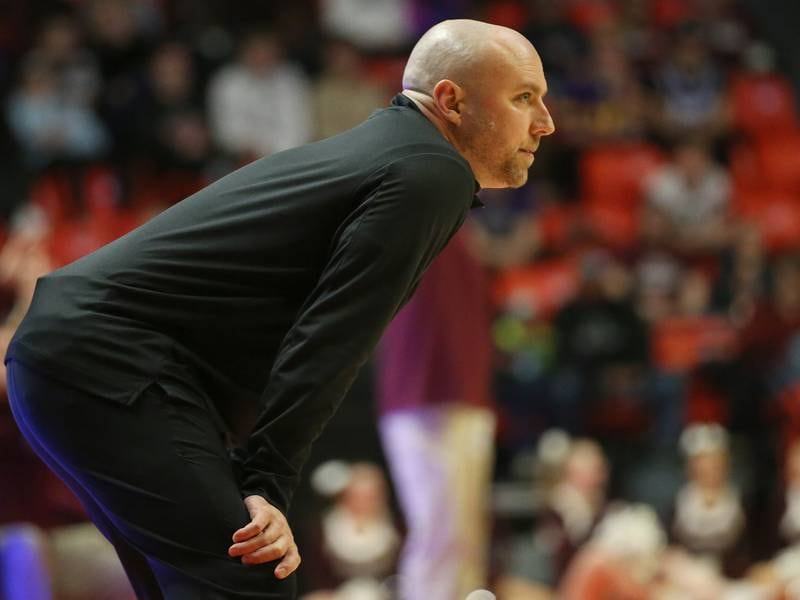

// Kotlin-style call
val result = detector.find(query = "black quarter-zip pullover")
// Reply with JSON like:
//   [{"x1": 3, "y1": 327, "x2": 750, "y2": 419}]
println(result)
[{"x1": 6, "y1": 94, "x2": 480, "y2": 511}]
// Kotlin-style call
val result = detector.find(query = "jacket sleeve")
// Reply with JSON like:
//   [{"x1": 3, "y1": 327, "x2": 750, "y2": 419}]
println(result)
[{"x1": 236, "y1": 153, "x2": 476, "y2": 512}]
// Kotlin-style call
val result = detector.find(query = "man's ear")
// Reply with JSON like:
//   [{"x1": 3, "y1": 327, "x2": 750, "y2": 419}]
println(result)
[{"x1": 431, "y1": 79, "x2": 464, "y2": 126}]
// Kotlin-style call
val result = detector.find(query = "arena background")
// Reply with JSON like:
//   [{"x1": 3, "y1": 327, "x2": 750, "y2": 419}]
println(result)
[{"x1": 2, "y1": 0, "x2": 800, "y2": 598}]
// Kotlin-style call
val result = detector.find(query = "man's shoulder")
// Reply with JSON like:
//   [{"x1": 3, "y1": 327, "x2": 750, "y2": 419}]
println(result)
[
  {"x1": 375, "y1": 151, "x2": 476, "y2": 217},
  {"x1": 384, "y1": 151, "x2": 473, "y2": 187}
]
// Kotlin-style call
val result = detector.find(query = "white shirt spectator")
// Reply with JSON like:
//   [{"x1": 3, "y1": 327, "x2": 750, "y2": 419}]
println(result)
[
  {"x1": 646, "y1": 156, "x2": 731, "y2": 228},
  {"x1": 320, "y1": 0, "x2": 413, "y2": 51},
  {"x1": 208, "y1": 61, "x2": 311, "y2": 158},
  {"x1": 7, "y1": 58, "x2": 109, "y2": 167}
]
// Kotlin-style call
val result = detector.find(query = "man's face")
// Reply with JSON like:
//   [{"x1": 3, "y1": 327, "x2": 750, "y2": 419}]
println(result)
[{"x1": 458, "y1": 42, "x2": 555, "y2": 189}]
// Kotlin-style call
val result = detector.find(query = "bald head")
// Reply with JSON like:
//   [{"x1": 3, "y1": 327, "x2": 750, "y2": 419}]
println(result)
[
  {"x1": 402, "y1": 19, "x2": 537, "y2": 95},
  {"x1": 401, "y1": 19, "x2": 554, "y2": 189}
]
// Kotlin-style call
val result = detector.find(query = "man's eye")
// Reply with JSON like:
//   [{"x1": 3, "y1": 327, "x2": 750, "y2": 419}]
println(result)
[{"x1": 519, "y1": 93, "x2": 532, "y2": 102}]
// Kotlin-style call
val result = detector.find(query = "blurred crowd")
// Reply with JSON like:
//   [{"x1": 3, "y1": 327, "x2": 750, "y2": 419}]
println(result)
[{"x1": 1, "y1": 0, "x2": 800, "y2": 599}]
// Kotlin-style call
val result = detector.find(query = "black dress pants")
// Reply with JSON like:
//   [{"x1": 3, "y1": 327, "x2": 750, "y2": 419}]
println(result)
[{"x1": 6, "y1": 359, "x2": 296, "y2": 599}]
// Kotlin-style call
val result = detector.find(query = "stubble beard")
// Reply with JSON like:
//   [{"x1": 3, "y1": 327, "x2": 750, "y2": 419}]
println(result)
[
  {"x1": 462, "y1": 113, "x2": 529, "y2": 188},
  {"x1": 500, "y1": 153, "x2": 529, "y2": 188}
]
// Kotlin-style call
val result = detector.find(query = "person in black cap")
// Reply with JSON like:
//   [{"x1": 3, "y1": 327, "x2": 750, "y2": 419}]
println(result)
[{"x1": 5, "y1": 18, "x2": 554, "y2": 599}]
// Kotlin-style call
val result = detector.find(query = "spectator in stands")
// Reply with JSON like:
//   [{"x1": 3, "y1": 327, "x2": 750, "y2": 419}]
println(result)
[
  {"x1": 304, "y1": 462, "x2": 400, "y2": 595},
  {"x1": 537, "y1": 438, "x2": 609, "y2": 582},
  {"x1": 555, "y1": 29, "x2": 648, "y2": 146},
  {"x1": 84, "y1": 0, "x2": 153, "y2": 160},
  {"x1": 649, "y1": 21, "x2": 729, "y2": 143},
  {"x1": 6, "y1": 56, "x2": 110, "y2": 168},
  {"x1": 583, "y1": 31, "x2": 648, "y2": 143},
  {"x1": 643, "y1": 138, "x2": 732, "y2": 256},
  {"x1": 671, "y1": 423, "x2": 749, "y2": 576},
  {"x1": 500, "y1": 436, "x2": 610, "y2": 593},
  {"x1": 615, "y1": 0, "x2": 666, "y2": 69},
  {"x1": 319, "y1": 0, "x2": 413, "y2": 52},
  {"x1": 521, "y1": 0, "x2": 588, "y2": 86},
  {"x1": 29, "y1": 13, "x2": 101, "y2": 108},
  {"x1": 208, "y1": 29, "x2": 311, "y2": 161},
  {"x1": 518, "y1": 0, "x2": 589, "y2": 192},
  {"x1": 550, "y1": 251, "x2": 649, "y2": 433},
  {"x1": 312, "y1": 39, "x2": 386, "y2": 140},
  {"x1": 134, "y1": 41, "x2": 211, "y2": 202}
]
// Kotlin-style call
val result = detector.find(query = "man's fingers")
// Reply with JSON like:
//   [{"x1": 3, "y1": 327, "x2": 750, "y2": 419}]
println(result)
[
  {"x1": 239, "y1": 536, "x2": 291, "y2": 565},
  {"x1": 232, "y1": 520, "x2": 264, "y2": 543},
  {"x1": 228, "y1": 521, "x2": 283, "y2": 556},
  {"x1": 230, "y1": 496, "x2": 298, "y2": 574},
  {"x1": 232, "y1": 498, "x2": 286, "y2": 543},
  {"x1": 232, "y1": 507, "x2": 279, "y2": 542},
  {"x1": 274, "y1": 545, "x2": 301, "y2": 579}
]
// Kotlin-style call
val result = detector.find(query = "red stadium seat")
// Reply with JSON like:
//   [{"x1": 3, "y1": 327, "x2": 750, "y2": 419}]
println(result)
[
  {"x1": 580, "y1": 143, "x2": 665, "y2": 208},
  {"x1": 581, "y1": 200, "x2": 642, "y2": 250},
  {"x1": 731, "y1": 73, "x2": 798, "y2": 141},
  {"x1": 492, "y1": 257, "x2": 580, "y2": 319},
  {"x1": 652, "y1": 315, "x2": 738, "y2": 373}
]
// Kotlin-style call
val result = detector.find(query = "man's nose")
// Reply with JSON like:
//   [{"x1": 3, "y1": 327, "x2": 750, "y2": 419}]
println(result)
[{"x1": 532, "y1": 104, "x2": 555, "y2": 137}]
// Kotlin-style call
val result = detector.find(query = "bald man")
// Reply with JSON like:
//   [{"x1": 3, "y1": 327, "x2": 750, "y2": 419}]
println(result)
[
  {"x1": 376, "y1": 21, "x2": 553, "y2": 600},
  {"x1": 5, "y1": 19, "x2": 553, "y2": 599}
]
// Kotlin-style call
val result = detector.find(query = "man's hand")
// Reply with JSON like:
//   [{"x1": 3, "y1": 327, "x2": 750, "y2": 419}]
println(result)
[{"x1": 228, "y1": 495, "x2": 301, "y2": 579}]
